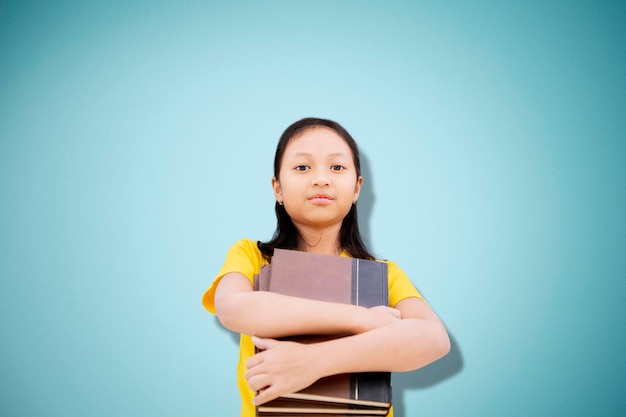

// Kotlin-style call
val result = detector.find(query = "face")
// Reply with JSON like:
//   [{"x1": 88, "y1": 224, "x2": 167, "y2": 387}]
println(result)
[{"x1": 272, "y1": 127, "x2": 362, "y2": 230}]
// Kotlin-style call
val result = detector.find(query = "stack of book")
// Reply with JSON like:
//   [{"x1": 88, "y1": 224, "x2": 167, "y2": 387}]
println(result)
[{"x1": 253, "y1": 248, "x2": 392, "y2": 416}]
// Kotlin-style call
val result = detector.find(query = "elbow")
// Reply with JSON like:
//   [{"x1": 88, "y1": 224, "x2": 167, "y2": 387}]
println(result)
[
  {"x1": 404, "y1": 319, "x2": 451, "y2": 371},
  {"x1": 425, "y1": 320, "x2": 450, "y2": 364},
  {"x1": 214, "y1": 293, "x2": 245, "y2": 332},
  {"x1": 433, "y1": 323, "x2": 451, "y2": 360},
  {"x1": 216, "y1": 310, "x2": 237, "y2": 332}
]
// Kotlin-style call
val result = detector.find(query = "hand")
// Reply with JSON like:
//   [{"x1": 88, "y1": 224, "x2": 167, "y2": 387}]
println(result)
[
  {"x1": 357, "y1": 305, "x2": 402, "y2": 333},
  {"x1": 245, "y1": 336, "x2": 322, "y2": 405}
]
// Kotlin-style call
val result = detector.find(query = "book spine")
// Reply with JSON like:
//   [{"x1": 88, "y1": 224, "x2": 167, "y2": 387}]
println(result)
[
  {"x1": 350, "y1": 259, "x2": 388, "y2": 308},
  {"x1": 350, "y1": 259, "x2": 392, "y2": 403}
]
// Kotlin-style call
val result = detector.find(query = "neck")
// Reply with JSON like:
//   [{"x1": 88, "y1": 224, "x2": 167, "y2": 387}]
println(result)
[{"x1": 295, "y1": 224, "x2": 342, "y2": 256}]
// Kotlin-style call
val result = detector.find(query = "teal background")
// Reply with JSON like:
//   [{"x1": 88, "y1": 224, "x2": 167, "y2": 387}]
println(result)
[{"x1": 1, "y1": 1, "x2": 625, "y2": 416}]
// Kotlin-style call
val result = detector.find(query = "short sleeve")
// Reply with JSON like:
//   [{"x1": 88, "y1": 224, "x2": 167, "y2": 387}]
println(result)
[
  {"x1": 201, "y1": 238, "x2": 267, "y2": 314},
  {"x1": 386, "y1": 260, "x2": 427, "y2": 308}
]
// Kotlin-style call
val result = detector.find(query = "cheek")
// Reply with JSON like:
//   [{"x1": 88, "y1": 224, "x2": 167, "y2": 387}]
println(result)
[
  {"x1": 275, "y1": 183, "x2": 297, "y2": 202},
  {"x1": 341, "y1": 179, "x2": 360, "y2": 194},
  {"x1": 279, "y1": 176, "x2": 305, "y2": 192}
]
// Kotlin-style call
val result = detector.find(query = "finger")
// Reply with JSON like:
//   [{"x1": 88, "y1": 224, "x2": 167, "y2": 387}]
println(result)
[
  {"x1": 246, "y1": 372, "x2": 271, "y2": 393},
  {"x1": 253, "y1": 384, "x2": 280, "y2": 406},
  {"x1": 252, "y1": 336, "x2": 279, "y2": 351},
  {"x1": 245, "y1": 351, "x2": 263, "y2": 370}
]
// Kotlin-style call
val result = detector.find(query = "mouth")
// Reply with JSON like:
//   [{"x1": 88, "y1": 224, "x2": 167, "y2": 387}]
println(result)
[{"x1": 309, "y1": 194, "x2": 334, "y2": 203}]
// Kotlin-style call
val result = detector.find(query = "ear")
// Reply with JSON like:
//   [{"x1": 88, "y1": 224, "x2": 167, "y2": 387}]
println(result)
[
  {"x1": 353, "y1": 176, "x2": 363, "y2": 204},
  {"x1": 271, "y1": 177, "x2": 283, "y2": 204}
]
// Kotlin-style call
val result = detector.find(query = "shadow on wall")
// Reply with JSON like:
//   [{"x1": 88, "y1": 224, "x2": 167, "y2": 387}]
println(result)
[
  {"x1": 392, "y1": 334, "x2": 463, "y2": 417},
  {"x1": 357, "y1": 151, "x2": 375, "y2": 254},
  {"x1": 359, "y1": 151, "x2": 463, "y2": 417}
]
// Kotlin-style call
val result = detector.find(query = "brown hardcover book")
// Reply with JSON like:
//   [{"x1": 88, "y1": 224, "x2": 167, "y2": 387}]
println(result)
[{"x1": 254, "y1": 249, "x2": 392, "y2": 416}]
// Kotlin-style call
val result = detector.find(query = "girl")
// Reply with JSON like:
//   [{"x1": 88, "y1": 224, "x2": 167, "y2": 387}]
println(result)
[{"x1": 202, "y1": 117, "x2": 450, "y2": 417}]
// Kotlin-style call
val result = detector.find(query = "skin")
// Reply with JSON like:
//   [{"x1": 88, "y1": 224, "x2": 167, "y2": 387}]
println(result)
[{"x1": 214, "y1": 127, "x2": 450, "y2": 405}]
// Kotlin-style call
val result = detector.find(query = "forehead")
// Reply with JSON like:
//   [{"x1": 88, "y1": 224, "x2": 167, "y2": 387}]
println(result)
[{"x1": 285, "y1": 127, "x2": 353, "y2": 157}]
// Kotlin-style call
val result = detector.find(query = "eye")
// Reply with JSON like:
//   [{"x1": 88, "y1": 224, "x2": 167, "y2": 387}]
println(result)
[
  {"x1": 295, "y1": 165, "x2": 309, "y2": 171},
  {"x1": 331, "y1": 165, "x2": 346, "y2": 171}
]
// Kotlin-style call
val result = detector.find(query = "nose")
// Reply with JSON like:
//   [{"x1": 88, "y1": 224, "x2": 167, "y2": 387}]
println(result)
[{"x1": 311, "y1": 169, "x2": 330, "y2": 187}]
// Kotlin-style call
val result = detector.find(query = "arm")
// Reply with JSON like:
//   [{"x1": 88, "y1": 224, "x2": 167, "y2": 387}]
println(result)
[
  {"x1": 214, "y1": 272, "x2": 401, "y2": 338},
  {"x1": 245, "y1": 297, "x2": 450, "y2": 405}
]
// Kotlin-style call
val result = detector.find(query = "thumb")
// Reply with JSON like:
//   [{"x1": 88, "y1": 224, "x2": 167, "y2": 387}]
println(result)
[
  {"x1": 252, "y1": 336, "x2": 279, "y2": 351},
  {"x1": 389, "y1": 307, "x2": 401, "y2": 319}
]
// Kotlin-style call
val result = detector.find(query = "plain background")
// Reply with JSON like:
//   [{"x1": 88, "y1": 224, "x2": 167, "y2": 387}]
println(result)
[{"x1": 1, "y1": 1, "x2": 625, "y2": 416}]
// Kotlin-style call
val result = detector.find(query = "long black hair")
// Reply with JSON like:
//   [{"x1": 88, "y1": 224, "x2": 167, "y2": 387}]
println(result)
[{"x1": 258, "y1": 117, "x2": 374, "y2": 261}]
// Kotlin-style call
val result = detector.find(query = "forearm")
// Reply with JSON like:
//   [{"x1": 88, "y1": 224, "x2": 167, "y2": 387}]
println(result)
[
  {"x1": 216, "y1": 289, "x2": 364, "y2": 338},
  {"x1": 313, "y1": 317, "x2": 450, "y2": 375}
]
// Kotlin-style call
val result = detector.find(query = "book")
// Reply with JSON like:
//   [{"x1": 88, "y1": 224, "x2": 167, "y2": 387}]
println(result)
[
  {"x1": 257, "y1": 392, "x2": 390, "y2": 416},
  {"x1": 253, "y1": 249, "x2": 392, "y2": 416}
]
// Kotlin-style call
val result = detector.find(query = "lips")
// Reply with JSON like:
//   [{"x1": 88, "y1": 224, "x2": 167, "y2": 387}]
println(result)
[{"x1": 309, "y1": 194, "x2": 334, "y2": 203}]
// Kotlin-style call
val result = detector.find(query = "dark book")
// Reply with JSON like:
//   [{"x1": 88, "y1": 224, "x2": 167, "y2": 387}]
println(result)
[{"x1": 253, "y1": 249, "x2": 392, "y2": 416}]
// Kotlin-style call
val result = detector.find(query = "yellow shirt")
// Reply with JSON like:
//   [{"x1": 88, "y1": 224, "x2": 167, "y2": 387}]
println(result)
[{"x1": 203, "y1": 238, "x2": 425, "y2": 417}]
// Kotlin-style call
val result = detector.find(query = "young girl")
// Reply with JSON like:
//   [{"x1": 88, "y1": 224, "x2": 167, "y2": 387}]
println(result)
[{"x1": 202, "y1": 117, "x2": 450, "y2": 417}]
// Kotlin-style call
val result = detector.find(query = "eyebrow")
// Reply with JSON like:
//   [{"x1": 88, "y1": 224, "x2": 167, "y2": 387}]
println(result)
[{"x1": 289, "y1": 152, "x2": 350, "y2": 158}]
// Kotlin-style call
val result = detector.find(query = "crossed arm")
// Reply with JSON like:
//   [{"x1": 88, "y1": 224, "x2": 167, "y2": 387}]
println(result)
[{"x1": 214, "y1": 271, "x2": 450, "y2": 405}]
